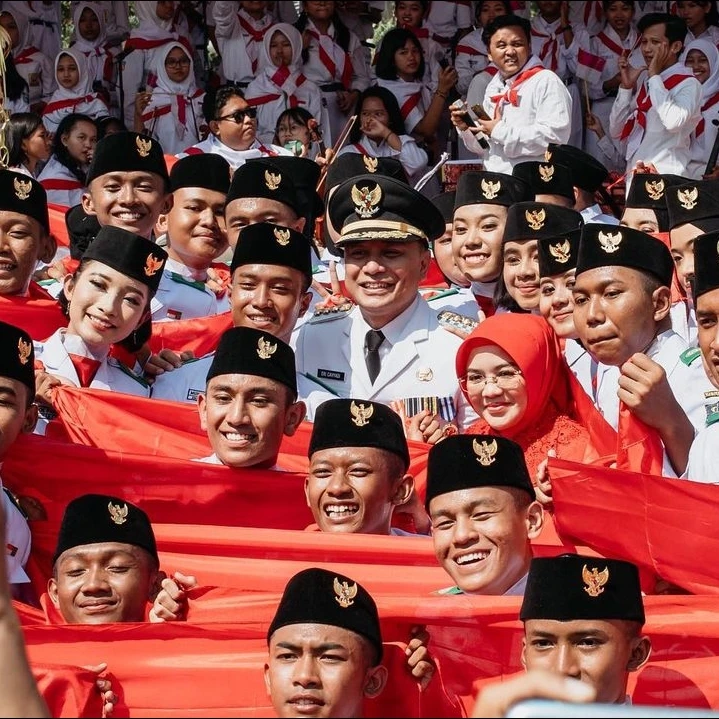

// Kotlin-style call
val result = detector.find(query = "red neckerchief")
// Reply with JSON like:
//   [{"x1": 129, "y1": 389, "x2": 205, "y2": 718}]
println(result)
[
  {"x1": 595, "y1": 30, "x2": 641, "y2": 58},
  {"x1": 456, "y1": 43, "x2": 483, "y2": 56},
  {"x1": 42, "y1": 93, "x2": 107, "y2": 115},
  {"x1": 306, "y1": 29, "x2": 352, "y2": 89},
  {"x1": 531, "y1": 25, "x2": 562, "y2": 72},
  {"x1": 403, "y1": 23, "x2": 429, "y2": 40},
  {"x1": 400, "y1": 90, "x2": 422, "y2": 119},
  {"x1": 67, "y1": 354, "x2": 101, "y2": 387},
  {"x1": 474, "y1": 293, "x2": 496, "y2": 318},
  {"x1": 237, "y1": 14, "x2": 273, "y2": 72},
  {"x1": 142, "y1": 89, "x2": 202, "y2": 127},
  {"x1": 696, "y1": 91, "x2": 719, "y2": 136},
  {"x1": 353, "y1": 142, "x2": 368, "y2": 155},
  {"x1": 13, "y1": 46, "x2": 40, "y2": 64},
  {"x1": 490, "y1": 64, "x2": 545, "y2": 118},
  {"x1": 620, "y1": 73, "x2": 692, "y2": 140},
  {"x1": 585, "y1": 0, "x2": 603, "y2": 25},
  {"x1": 125, "y1": 35, "x2": 190, "y2": 52}
]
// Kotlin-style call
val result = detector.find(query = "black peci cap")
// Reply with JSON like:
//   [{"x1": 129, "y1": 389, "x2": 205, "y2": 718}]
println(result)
[
  {"x1": 0, "y1": 321, "x2": 35, "y2": 393},
  {"x1": 309, "y1": 399, "x2": 410, "y2": 470},
  {"x1": 425, "y1": 435, "x2": 534, "y2": 509},
  {"x1": 0, "y1": 169, "x2": 49, "y2": 233},
  {"x1": 82, "y1": 226, "x2": 168, "y2": 295},
  {"x1": 625, "y1": 173, "x2": 686, "y2": 210},
  {"x1": 226, "y1": 159, "x2": 300, "y2": 215},
  {"x1": 431, "y1": 191, "x2": 457, "y2": 224},
  {"x1": 206, "y1": 326, "x2": 297, "y2": 396},
  {"x1": 503, "y1": 202, "x2": 583, "y2": 244},
  {"x1": 325, "y1": 153, "x2": 408, "y2": 192},
  {"x1": 512, "y1": 161, "x2": 575, "y2": 202},
  {"x1": 666, "y1": 180, "x2": 719, "y2": 230},
  {"x1": 577, "y1": 223, "x2": 674, "y2": 287},
  {"x1": 53, "y1": 494, "x2": 158, "y2": 565},
  {"x1": 537, "y1": 228, "x2": 582, "y2": 277},
  {"x1": 65, "y1": 204, "x2": 101, "y2": 260},
  {"x1": 454, "y1": 170, "x2": 530, "y2": 210},
  {"x1": 692, "y1": 231, "x2": 719, "y2": 299},
  {"x1": 87, "y1": 132, "x2": 169, "y2": 185},
  {"x1": 546, "y1": 144, "x2": 608, "y2": 193},
  {"x1": 520, "y1": 553, "x2": 645, "y2": 624},
  {"x1": 266, "y1": 156, "x2": 324, "y2": 231},
  {"x1": 267, "y1": 567, "x2": 383, "y2": 663},
  {"x1": 169, "y1": 153, "x2": 231, "y2": 195}
]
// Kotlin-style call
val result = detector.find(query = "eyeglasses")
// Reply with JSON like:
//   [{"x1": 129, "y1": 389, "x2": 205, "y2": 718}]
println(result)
[
  {"x1": 165, "y1": 57, "x2": 191, "y2": 68},
  {"x1": 217, "y1": 107, "x2": 257, "y2": 124},
  {"x1": 459, "y1": 368, "x2": 523, "y2": 392}
]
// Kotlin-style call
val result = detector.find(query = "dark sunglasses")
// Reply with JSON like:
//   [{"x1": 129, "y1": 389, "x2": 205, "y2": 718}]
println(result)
[{"x1": 217, "y1": 107, "x2": 257, "y2": 124}]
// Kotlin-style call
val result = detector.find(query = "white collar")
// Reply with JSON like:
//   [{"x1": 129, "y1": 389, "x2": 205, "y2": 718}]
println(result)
[{"x1": 164, "y1": 257, "x2": 208, "y2": 282}]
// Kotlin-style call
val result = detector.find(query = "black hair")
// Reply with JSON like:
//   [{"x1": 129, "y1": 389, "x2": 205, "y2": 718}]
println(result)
[
  {"x1": 602, "y1": 0, "x2": 634, "y2": 12},
  {"x1": 4, "y1": 54, "x2": 28, "y2": 103},
  {"x1": 203, "y1": 84, "x2": 246, "y2": 124},
  {"x1": 96, "y1": 115, "x2": 127, "y2": 140},
  {"x1": 7, "y1": 112, "x2": 44, "y2": 167},
  {"x1": 51, "y1": 113, "x2": 97, "y2": 185},
  {"x1": 348, "y1": 86, "x2": 407, "y2": 143},
  {"x1": 272, "y1": 106, "x2": 314, "y2": 144},
  {"x1": 483, "y1": 13, "x2": 532, "y2": 47},
  {"x1": 476, "y1": 0, "x2": 513, "y2": 22},
  {"x1": 295, "y1": 2, "x2": 351, "y2": 63},
  {"x1": 375, "y1": 27, "x2": 426, "y2": 81},
  {"x1": 677, "y1": 0, "x2": 719, "y2": 28},
  {"x1": 637, "y1": 12, "x2": 688, "y2": 46},
  {"x1": 493, "y1": 271, "x2": 530, "y2": 314}
]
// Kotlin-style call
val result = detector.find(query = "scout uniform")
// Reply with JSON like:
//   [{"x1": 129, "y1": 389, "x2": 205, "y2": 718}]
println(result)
[
  {"x1": 425, "y1": 434, "x2": 536, "y2": 596},
  {"x1": 683, "y1": 232, "x2": 719, "y2": 485},
  {"x1": 512, "y1": 160, "x2": 576, "y2": 206},
  {"x1": 0, "y1": 322, "x2": 35, "y2": 587},
  {"x1": 152, "y1": 154, "x2": 233, "y2": 322},
  {"x1": 294, "y1": 174, "x2": 477, "y2": 430}
]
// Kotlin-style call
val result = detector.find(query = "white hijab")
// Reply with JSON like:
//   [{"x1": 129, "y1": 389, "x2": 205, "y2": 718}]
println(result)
[
  {"x1": 72, "y1": 2, "x2": 108, "y2": 53},
  {"x1": 1, "y1": 8, "x2": 32, "y2": 55},
  {"x1": 684, "y1": 38, "x2": 719, "y2": 103},
  {"x1": 247, "y1": 24, "x2": 306, "y2": 101},
  {"x1": 133, "y1": 0, "x2": 178, "y2": 41},
  {"x1": 51, "y1": 48, "x2": 94, "y2": 100}
]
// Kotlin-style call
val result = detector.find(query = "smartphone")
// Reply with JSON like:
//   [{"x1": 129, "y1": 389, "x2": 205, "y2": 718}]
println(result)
[{"x1": 471, "y1": 103, "x2": 492, "y2": 122}]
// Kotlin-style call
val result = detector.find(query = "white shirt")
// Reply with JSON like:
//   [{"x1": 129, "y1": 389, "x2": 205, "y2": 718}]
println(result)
[
  {"x1": 530, "y1": 14, "x2": 588, "y2": 82},
  {"x1": 454, "y1": 27, "x2": 489, "y2": 96},
  {"x1": 0, "y1": 473, "x2": 31, "y2": 585},
  {"x1": 337, "y1": 134, "x2": 428, "y2": 185},
  {"x1": 425, "y1": 1, "x2": 472, "y2": 42},
  {"x1": 564, "y1": 338, "x2": 595, "y2": 400},
  {"x1": 176, "y1": 135, "x2": 292, "y2": 171},
  {"x1": 588, "y1": 26, "x2": 643, "y2": 102},
  {"x1": 609, "y1": 63, "x2": 702, "y2": 175},
  {"x1": 684, "y1": 417, "x2": 719, "y2": 484},
  {"x1": 460, "y1": 57, "x2": 573, "y2": 174},
  {"x1": 580, "y1": 204, "x2": 619, "y2": 225},
  {"x1": 38, "y1": 156, "x2": 85, "y2": 208}
]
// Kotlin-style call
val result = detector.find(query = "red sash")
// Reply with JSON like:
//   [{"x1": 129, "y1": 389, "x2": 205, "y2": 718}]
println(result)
[
  {"x1": 456, "y1": 44, "x2": 483, "y2": 57},
  {"x1": 42, "y1": 93, "x2": 106, "y2": 116},
  {"x1": 246, "y1": 66, "x2": 307, "y2": 108},
  {"x1": 352, "y1": 142, "x2": 368, "y2": 155},
  {"x1": 14, "y1": 46, "x2": 40, "y2": 65},
  {"x1": 531, "y1": 26, "x2": 562, "y2": 72},
  {"x1": 595, "y1": 30, "x2": 640, "y2": 58},
  {"x1": 620, "y1": 73, "x2": 692, "y2": 140},
  {"x1": 124, "y1": 35, "x2": 191, "y2": 52},
  {"x1": 696, "y1": 90, "x2": 719, "y2": 137},
  {"x1": 490, "y1": 64, "x2": 545, "y2": 118},
  {"x1": 400, "y1": 91, "x2": 422, "y2": 119},
  {"x1": 307, "y1": 29, "x2": 352, "y2": 89},
  {"x1": 237, "y1": 15, "x2": 273, "y2": 72},
  {"x1": 257, "y1": 142, "x2": 277, "y2": 156}
]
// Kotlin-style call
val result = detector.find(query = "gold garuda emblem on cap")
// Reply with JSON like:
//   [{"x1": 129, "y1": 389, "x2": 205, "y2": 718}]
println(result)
[
  {"x1": 582, "y1": 564, "x2": 609, "y2": 598},
  {"x1": 265, "y1": 169, "x2": 281, "y2": 191},
  {"x1": 481, "y1": 178, "x2": 500, "y2": 200},
  {"x1": 645, "y1": 178, "x2": 665, "y2": 201},
  {"x1": 13, "y1": 177, "x2": 31, "y2": 200},
  {"x1": 351, "y1": 183, "x2": 382, "y2": 218},
  {"x1": 525, "y1": 208, "x2": 546, "y2": 231},
  {"x1": 473, "y1": 437, "x2": 498, "y2": 466},
  {"x1": 144, "y1": 254, "x2": 164, "y2": 276},
  {"x1": 598, "y1": 230, "x2": 622, "y2": 254},
  {"x1": 363, "y1": 155, "x2": 378, "y2": 173},
  {"x1": 333, "y1": 576, "x2": 358, "y2": 608},
  {"x1": 274, "y1": 227, "x2": 290, "y2": 246},
  {"x1": 17, "y1": 338, "x2": 31, "y2": 365},
  {"x1": 350, "y1": 400, "x2": 374, "y2": 427},
  {"x1": 677, "y1": 186, "x2": 699, "y2": 210},
  {"x1": 539, "y1": 164, "x2": 554, "y2": 183},
  {"x1": 549, "y1": 239, "x2": 571, "y2": 264},
  {"x1": 257, "y1": 336, "x2": 277, "y2": 360},
  {"x1": 544, "y1": 148, "x2": 552, "y2": 162},
  {"x1": 136, "y1": 135, "x2": 152, "y2": 158},
  {"x1": 108, "y1": 501, "x2": 128, "y2": 525}
]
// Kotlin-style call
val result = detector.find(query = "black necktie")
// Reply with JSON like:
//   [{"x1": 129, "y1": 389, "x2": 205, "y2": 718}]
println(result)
[{"x1": 365, "y1": 329, "x2": 385, "y2": 384}]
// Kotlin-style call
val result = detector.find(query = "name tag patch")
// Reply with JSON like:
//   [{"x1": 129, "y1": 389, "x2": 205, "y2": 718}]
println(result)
[
  {"x1": 186, "y1": 389, "x2": 201, "y2": 402},
  {"x1": 167, "y1": 308, "x2": 183, "y2": 320},
  {"x1": 318, "y1": 368, "x2": 345, "y2": 382}
]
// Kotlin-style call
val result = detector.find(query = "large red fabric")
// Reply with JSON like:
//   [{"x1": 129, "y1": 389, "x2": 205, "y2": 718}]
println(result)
[
  {"x1": 148, "y1": 310, "x2": 233, "y2": 355},
  {"x1": 0, "y1": 291, "x2": 67, "y2": 340},
  {"x1": 48, "y1": 203, "x2": 70, "y2": 248},
  {"x1": 549, "y1": 457, "x2": 719, "y2": 594}
]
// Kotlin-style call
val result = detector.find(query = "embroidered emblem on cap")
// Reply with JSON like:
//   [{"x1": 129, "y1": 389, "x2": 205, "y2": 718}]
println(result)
[
  {"x1": 350, "y1": 400, "x2": 374, "y2": 427},
  {"x1": 677, "y1": 187, "x2": 699, "y2": 210},
  {"x1": 583, "y1": 564, "x2": 609, "y2": 597},
  {"x1": 351, "y1": 183, "x2": 382, "y2": 218},
  {"x1": 481, "y1": 178, "x2": 500, "y2": 200},
  {"x1": 17, "y1": 338, "x2": 31, "y2": 365},
  {"x1": 108, "y1": 501, "x2": 128, "y2": 525},
  {"x1": 257, "y1": 336, "x2": 277, "y2": 360},
  {"x1": 333, "y1": 577, "x2": 357, "y2": 608},
  {"x1": 525, "y1": 208, "x2": 546, "y2": 230},
  {"x1": 136, "y1": 135, "x2": 152, "y2": 158},
  {"x1": 549, "y1": 239, "x2": 571, "y2": 264},
  {"x1": 265, "y1": 170, "x2": 281, "y2": 191},
  {"x1": 544, "y1": 149, "x2": 552, "y2": 162},
  {"x1": 598, "y1": 230, "x2": 622, "y2": 253},
  {"x1": 363, "y1": 155, "x2": 378, "y2": 173},
  {"x1": 473, "y1": 437, "x2": 498, "y2": 466},
  {"x1": 416, "y1": 367, "x2": 434, "y2": 381},
  {"x1": 13, "y1": 177, "x2": 31, "y2": 200},
  {"x1": 144, "y1": 254, "x2": 164, "y2": 276},
  {"x1": 539, "y1": 164, "x2": 554, "y2": 183},
  {"x1": 645, "y1": 179, "x2": 665, "y2": 201},
  {"x1": 274, "y1": 227, "x2": 290, "y2": 246}
]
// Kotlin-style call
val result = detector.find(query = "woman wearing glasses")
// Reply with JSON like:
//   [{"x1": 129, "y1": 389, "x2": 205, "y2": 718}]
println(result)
[{"x1": 135, "y1": 42, "x2": 204, "y2": 154}]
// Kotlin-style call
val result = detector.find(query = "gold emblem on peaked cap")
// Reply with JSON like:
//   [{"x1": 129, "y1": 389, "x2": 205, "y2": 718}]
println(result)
[
  {"x1": 539, "y1": 164, "x2": 554, "y2": 183},
  {"x1": 108, "y1": 501, "x2": 128, "y2": 525},
  {"x1": 473, "y1": 438, "x2": 498, "y2": 466},
  {"x1": 597, "y1": 230, "x2": 622, "y2": 254},
  {"x1": 274, "y1": 227, "x2": 290, "y2": 246},
  {"x1": 333, "y1": 576, "x2": 358, "y2": 608},
  {"x1": 363, "y1": 155, "x2": 378, "y2": 173},
  {"x1": 582, "y1": 564, "x2": 609, "y2": 598},
  {"x1": 481, "y1": 178, "x2": 500, "y2": 200},
  {"x1": 525, "y1": 208, "x2": 546, "y2": 231},
  {"x1": 257, "y1": 336, "x2": 277, "y2": 360},
  {"x1": 677, "y1": 186, "x2": 699, "y2": 210},
  {"x1": 549, "y1": 239, "x2": 571, "y2": 264},
  {"x1": 17, "y1": 338, "x2": 31, "y2": 365},
  {"x1": 144, "y1": 254, "x2": 164, "y2": 276},
  {"x1": 350, "y1": 400, "x2": 374, "y2": 427},
  {"x1": 265, "y1": 169, "x2": 281, "y2": 191},
  {"x1": 136, "y1": 135, "x2": 152, "y2": 158},
  {"x1": 645, "y1": 178, "x2": 665, "y2": 201},
  {"x1": 13, "y1": 177, "x2": 31, "y2": 200},
  {"x1": 351, "y1": 183, "x2": 382, "y2": 219}
]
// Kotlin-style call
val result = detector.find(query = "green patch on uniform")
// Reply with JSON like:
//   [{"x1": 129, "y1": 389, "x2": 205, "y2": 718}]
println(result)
[
  {"x1": 706, "y1": 401, "x2": 719, "y2": 427},
  {"x1": 169, "y1": 272, "x2": 208, "y2": 292},
  {"x1": 108, "y1": 358, "x2": 150, "y2": 388},
  {"x1": 680, "y1": 347, "x2": 702, "y2": 366},
  {"x1": 423, "y1": 288, "x2": 460, "y2": 302}
]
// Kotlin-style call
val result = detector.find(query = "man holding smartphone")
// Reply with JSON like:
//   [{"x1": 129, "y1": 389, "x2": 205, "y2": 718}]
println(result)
[{"x1": 450, "y1": 14, "x2": 572, "y2": 173}]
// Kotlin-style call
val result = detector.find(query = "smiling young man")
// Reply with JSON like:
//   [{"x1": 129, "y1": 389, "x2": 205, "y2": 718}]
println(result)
[
  {"x1": 48, "y1": 494, "x2": 160, "y2": 624},
  {"x1": 426, "y1": 434, "x2": 543, "y2": 596},
  {"x1": 451, "y1": 14, "x2": 572, "y2": 173},
  {"x1": 609, "y1": 12, "x2": 701, "y2": 176},
  {"x1": 520, "y1": 553, "x2": 651, "y2": 705}
]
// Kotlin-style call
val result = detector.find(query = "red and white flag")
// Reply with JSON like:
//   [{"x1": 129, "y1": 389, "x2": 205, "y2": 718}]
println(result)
[{"x1": 575, "y1": 47, "x2": 606, "y2": 84}]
